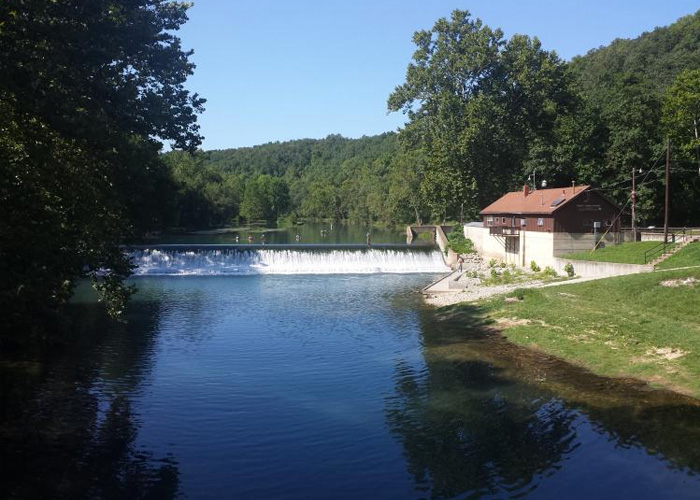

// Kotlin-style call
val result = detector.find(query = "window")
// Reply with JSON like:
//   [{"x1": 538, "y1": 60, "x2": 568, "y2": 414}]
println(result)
[
  {"x1": 537, "y1": 218, "x2": 544, "y2": 226},
  {"x1": 502, "y1": 217, "x2": 507, "y2": 224},
  {"x1": 486, "y1": 216, "x2": 494, "y2": 226}
]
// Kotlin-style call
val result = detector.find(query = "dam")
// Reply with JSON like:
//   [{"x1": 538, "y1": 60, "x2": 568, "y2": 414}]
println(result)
[{"x1": 128, "y1": 244, "x2": 449, "y2": 276}]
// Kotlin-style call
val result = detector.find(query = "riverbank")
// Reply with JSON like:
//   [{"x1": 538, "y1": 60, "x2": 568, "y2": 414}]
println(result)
[
  {"x1": 436, "y1": 267, "x2": 700, "y2": 398},
  {"x1": 424, "y1": 254, "x2": 573, "y2": 306}
]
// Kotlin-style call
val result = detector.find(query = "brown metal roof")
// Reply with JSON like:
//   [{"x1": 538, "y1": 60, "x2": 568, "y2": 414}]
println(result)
[{"x1": 479, "y1": 185, "x2": 592, "y2": 215}]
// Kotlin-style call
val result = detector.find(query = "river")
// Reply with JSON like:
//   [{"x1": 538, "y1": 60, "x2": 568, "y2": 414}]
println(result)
[{"x1": 1, "y1": 244, "x2": 700, "y2": 499}]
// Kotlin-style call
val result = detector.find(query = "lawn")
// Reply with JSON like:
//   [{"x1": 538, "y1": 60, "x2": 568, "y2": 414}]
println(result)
[
  {"x1": 656, "y1": 241, "x2": 700, "y2": 269},
  {"x1": 562, "y1": 241, "x2": 673, "y2": 264},
  {"x1": 461, "y1": 268, "x2": 700, "y2": 397}
]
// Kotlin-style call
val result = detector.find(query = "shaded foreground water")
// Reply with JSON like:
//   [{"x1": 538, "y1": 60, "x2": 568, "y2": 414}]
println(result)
[{"x1": 2, "y1": 273, "x2": 700, "y2": 499}]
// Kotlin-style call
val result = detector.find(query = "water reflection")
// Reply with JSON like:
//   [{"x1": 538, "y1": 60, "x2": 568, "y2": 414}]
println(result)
[
  {"x1": 386, "y1": 358, "x2": 577, "y2": 498},
  {"x1": 386, "y1": 302, "x2": 700, "y2": 499},
  {"x1": 0, "y1": 300, "x2": 180, "y2": 500},
  {"x1": 151, "y1": 221, "x2": 413, "y2": 246}
]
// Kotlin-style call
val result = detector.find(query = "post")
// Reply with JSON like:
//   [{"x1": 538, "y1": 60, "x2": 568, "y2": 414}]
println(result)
[
  {"x1": 664, "y1": 137, "x2": 670, "y2": 244},
  {"x1": 631, "y1": 167, "x2": 637, "y2": 242}
]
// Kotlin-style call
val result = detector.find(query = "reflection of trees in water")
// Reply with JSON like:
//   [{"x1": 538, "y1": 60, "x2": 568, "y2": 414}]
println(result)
[
  {"x1": 386, "y1": 356, "x2": 577, "y2": 499},
  {"x1": 388, "y1": 304, "x2": 700, "y2": 498},
  {"x1": 0, "y1": 301, "x2": 180, "y2": 499},
  {"x1": 582, "y1": 403, "x2": 700, "y2": 473}
]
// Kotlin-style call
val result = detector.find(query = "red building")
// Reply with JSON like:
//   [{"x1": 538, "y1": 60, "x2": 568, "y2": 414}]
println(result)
[
  {"x1": 464, "y1": 184, "x2": 621, "y2": 268},
  {"x1": 480, "y1": 184, "x2": 620, "y2": 234}
]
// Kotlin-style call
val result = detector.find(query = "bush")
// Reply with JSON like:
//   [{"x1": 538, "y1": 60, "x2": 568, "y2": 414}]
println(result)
[
  {"x1": 542, "y1": 266, "x2": 558, "y2": 278},
  {"x1": 501, "y1": 269, "x2": 513, "y2": 283},
  {"x1": 446, "y1": 229, "x2": 475, "y2": 255},
  {"x1": 489, "y1": 258, "x2": 497, "y2": 268},
  {"x1": 564, "y1": 262, "x2": 575, "y2": 277},
  {"x1": 530, "y1": 260, "x2": 541, "y2": 272}
]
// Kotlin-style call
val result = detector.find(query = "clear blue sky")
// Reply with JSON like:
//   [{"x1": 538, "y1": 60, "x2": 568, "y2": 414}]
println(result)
[{"x1": 177, "y1": 0, "x2": 699, "y2": 151}]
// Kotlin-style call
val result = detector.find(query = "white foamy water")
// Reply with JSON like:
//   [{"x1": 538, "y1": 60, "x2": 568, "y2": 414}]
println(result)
[{"x1": 130, "y1": 248, "x2": 449, "y2": 275}]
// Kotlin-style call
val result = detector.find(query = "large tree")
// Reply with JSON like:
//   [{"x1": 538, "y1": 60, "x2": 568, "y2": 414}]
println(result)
[
  {"x1": 388, "y1": 10, "x2": 573, "y2": 221},
  {"x1": 0, "y1": 0, "x2": 204, "y2": 328},
  {"x1": 661, "y1": 69, "x2": 700, "y2": 225}
]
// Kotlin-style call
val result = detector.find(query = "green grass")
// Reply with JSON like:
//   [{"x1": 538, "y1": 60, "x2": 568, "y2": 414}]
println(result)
[
  {"x1": 562, "y1": 241, "x2": 673, "y2": 265},
  {"x1": 656, "y1": 241, "x2": 700, "y2": 269},
  {"x1": 462, "y1": 268, "x2": 700, "y2": 397}
]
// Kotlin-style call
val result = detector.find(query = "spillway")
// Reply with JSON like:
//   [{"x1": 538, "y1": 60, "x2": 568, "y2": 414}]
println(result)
[{"x1": 129, "y1": 245, "x2": 448, "y2": 276}]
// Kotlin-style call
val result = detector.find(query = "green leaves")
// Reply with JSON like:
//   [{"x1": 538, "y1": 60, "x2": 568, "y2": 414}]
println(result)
[
  {"x1": 663, "y1": 69, "x2": 700, "y2": 162},
  {"x1": 240, "y1": 175, "x2": 290, "y2": 223},
  {"x1": 388, "y1": 10, "x2": 572, "y2": 221},
  {"x1": 0, "y1": 0, "x2": 204, "y2": 327}
]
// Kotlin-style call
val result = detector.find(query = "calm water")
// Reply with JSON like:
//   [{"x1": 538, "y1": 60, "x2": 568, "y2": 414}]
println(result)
[
  {"x1": 2, "y1": 269, "x2": 700, "y2": 499},
  {"x1": 152, "y1": 221, "x2": 417, "y2": 245}
]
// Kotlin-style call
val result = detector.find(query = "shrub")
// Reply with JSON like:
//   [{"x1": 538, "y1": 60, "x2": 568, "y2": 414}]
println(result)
[
  {"x1": 530, "y1": 260, "x2": 541, "y2": 272},
  {"x1": 501, "y1": 269, "x2": 513, "y2": 283},
  {"x1": 542, "y1": 266, "x2": 558, "y2": 278},
  {"x1": 564, "y1": 262, "x2": 575, "y2": 277},
  {"x1": 489, "y1": 258, "x2": 497, "y2": 268},
  {"x1": 490, "y1": 268, "x2": 499, "y2": 279},
  {"x1": 446, "y1": 229, "x2": 475, "y2": 255}
]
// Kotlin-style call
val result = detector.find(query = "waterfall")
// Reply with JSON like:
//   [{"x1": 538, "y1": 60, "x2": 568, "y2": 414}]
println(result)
[{"x1": 130, "y1": 248, "x2": 448, "y2": 276}]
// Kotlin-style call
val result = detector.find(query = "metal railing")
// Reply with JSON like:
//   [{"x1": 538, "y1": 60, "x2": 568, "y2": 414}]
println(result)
[{"x1": 643, "y1": 230, "x2": 684, "y2": 263}]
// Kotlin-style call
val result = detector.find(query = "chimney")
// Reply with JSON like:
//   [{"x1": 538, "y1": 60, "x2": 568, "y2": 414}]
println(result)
[
  {"x1": 523, "y1": 184, "x2": 530, "y2": 197},
  {"x1": 572, "y1": 180, "x2": 576, "y2": 194}
]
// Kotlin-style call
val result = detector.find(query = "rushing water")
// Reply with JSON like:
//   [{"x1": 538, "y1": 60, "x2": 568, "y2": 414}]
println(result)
[
  {"x1": 2, "y1": 250, "x2": 700, "y2": 499},
  {"x1": 130, "y1": 247, "x2": 448, "y2": 275}
]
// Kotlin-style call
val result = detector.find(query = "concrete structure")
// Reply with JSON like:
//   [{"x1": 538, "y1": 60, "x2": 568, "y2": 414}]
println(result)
[{"x1": 465, "y1": 185, "x2": 621, "y2": 270}]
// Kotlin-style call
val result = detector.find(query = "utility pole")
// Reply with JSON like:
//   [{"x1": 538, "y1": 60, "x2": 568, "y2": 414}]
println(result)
[
  {"x1": 664, "y1": 137, "x2": 670, "y2": 244},
  {"x1": 631, "y1": 167, "x2": 637, "y2": 242}
]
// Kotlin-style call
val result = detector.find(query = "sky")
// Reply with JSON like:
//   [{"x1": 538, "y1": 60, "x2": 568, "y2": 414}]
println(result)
[{"x1": 176, "y1": 0, "x2": 699, "y2": 151}]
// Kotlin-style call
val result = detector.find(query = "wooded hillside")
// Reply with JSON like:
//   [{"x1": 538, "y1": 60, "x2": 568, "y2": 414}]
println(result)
[{"x1": 168, "y1": 10, "x2": 700, "y2": 229}]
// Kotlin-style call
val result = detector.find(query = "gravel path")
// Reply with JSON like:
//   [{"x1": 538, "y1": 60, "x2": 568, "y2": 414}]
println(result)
[
  {"x1": 422, "y1": 254, "x2": 598, "y2": 307},
  {"x1": 424, "y1": 281, "x2": 542, "y2": 307}
]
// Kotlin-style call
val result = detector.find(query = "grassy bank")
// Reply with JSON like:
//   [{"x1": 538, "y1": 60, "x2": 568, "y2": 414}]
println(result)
[
  {"x1": 656, "y1": 241, "x2": 700, "y2": 269},
  {"x1": 463, "y1": 268, "x2": 700, "y2": 397},
  {"x1": 562, "y1": 241, "x2": 670, "y2": 264}
]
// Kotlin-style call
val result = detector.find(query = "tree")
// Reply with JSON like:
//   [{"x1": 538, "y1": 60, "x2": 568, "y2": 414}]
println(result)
[
  {"x1": 388, "y1": 10, "x2": 573, "y2": 221},
  {"x1": 662, "y1": 69, "x2": 700, "y2": 225},
  {"x1": 240, "y1": 175, "x2": 290, "y2": 223},
  {"x1": 0, "y1": 0, "x2": 204, "y2": 328},
  {"x1": 663, "y1": 69, "x2": 700, "y2": 169}
]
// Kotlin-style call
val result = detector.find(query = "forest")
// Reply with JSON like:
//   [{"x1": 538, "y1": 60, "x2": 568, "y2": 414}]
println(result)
[{"x1": 164, "y1": 9, "x2": 700, "y2": 230}]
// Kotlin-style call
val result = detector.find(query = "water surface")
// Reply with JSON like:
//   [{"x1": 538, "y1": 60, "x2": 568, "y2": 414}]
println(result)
[{"x1": 2, "y1": 270, "x2": 700, "y2": 499}]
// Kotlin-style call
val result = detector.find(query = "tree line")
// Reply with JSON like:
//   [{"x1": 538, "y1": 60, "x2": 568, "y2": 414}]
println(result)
[{"x1": 166, "y1": 9, "x2": 700, "y2": 230}]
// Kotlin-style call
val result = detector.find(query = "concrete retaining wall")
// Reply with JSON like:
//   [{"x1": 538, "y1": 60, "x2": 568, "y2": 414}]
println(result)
[
  {"x1": 464, "y1": 224, "x2": 644, "y2": 277},
  {"x1": 551, "y1": 258, "x2": 651, "y2": 278},
  {"x1": 552, "y1": 232, "x2": 616, "y2": 256}
]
